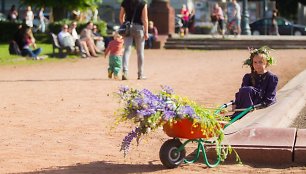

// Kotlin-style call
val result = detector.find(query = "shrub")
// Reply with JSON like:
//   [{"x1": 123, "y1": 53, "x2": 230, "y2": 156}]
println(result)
[
  {"x1": 0, "y1": 21, "x2": 23, "y2": 43},
  {"x1": 193, "y1": 25, "x2": 213, "y2": 34}
]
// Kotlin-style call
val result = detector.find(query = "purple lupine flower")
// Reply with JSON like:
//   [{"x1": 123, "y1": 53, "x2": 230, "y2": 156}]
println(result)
[
  {"x1": 182, "y1": 105, "x2": 196, "y2": 118},
  {"x1": 140, "y1": 89, "x2": 155, "y2": 98},
  {"x1": 136, "y1": 109, "x2": 156, "y2": 117},
  {"x1": 165, "y1": 101, "x2": 177, "y2": 111},
  {"x1": 120, "y1": 127, "x2": 140, "y2": 157},
  {"x1": 119, "y1": 85, "x2": 129, "y2": 94},
  {"x1": 175, "y1": 106, "x2": 185, "y2": 119},
  {"x1": 162, "y1": 110, "x2": 176, "y2": 121},
  {"x1": 161, "y1": 85, "x2": 174, "y2": 95}
]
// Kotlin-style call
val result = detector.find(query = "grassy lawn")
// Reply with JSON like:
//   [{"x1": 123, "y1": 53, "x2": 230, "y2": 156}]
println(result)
[{"x1": 0, "y1": 43, "x2": 80, "y2": 65}]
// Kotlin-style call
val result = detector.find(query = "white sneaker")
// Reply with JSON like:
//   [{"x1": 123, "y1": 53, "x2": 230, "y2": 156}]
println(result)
[{"x1": 34, "y1": 55, "x2": 47, "y2": 60}]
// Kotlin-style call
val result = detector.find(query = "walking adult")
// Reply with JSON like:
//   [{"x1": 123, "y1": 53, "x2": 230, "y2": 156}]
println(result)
[
  {"x1": 231, "y1": 0, "x2": 241, "y2": 35},
  {"x1": 271, "y1": 9, "x2": 279, "y2": 36},
  {"x1": 38, "y1": 7, "x2": 47, "y2": 33},
  {"x1": 211, "y1": 3, "x2": 225, "y2": 37},
  {"x1": 7, "y1": 5, "x2": 18, "y2": 22},
  {"x1": 180, "y1": 4, "x2": 189, "y2": 37},
  {"x1": 119, "y1": 0, "x2": 148, "y2": 80},
  {"x1": 24, "y1": 6, "x2": 34, "y2": 28}
]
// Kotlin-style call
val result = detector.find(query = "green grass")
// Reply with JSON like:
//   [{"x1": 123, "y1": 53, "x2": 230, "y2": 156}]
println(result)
[{"x1": 0, "y1": 43, "x2": 80, "y2": 65}]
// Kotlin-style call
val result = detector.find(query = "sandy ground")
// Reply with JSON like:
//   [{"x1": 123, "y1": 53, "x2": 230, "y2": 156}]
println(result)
[{"x1": 1, "y1": 49, "x2": 306, "y2": 174}]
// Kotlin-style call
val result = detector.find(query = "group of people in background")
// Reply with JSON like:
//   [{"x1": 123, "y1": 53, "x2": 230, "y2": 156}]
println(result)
[
  {"x1": 210, "y1": 0, "x2": 279, "y2": 37},
  {"x1": 8, "y1": 5, "x2": 47, "y2": 60},
  {"x1": 8, "y1": 5, "x2": 48, "y2": 33},
  {"x1": 58, "y1": 21, "x2": 104, "y2": 58},
  {"x1": 210, "y1": 0, "x2": 241, "y2": 37}
]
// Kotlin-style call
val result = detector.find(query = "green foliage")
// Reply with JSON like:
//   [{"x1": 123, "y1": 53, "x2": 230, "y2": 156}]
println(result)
[
  {"x1": 0, "y1": 21, "x2": 23, "y2": 42},
  {"x1": 299, "y1": 0, "x2": 306, "y2": 5},
  {"x1": 0, "y1": 43, "x2": 79, "y2": 65},
  {"x1": 275, "y1": 0, "x2": 306, "y2": 20},
  {"x1": 20, "y1": 0, "x2": 103, "y2": 11},
  {"x1": 0, "y1": 21, "x2": 52, "y2": 43},
  {"x1": 0, "y1": 43, "x2": 51, "y2": 65},
  {"x1": 34, "y1": 33, "x2": 52, "y2": 43},
  {"x1": 193, "y1": 26, "x2": 213, "y2": 34}
]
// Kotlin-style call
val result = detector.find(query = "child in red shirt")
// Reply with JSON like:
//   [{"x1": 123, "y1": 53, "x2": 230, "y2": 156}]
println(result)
[{"x1": 104, "y1": 32, "x2": 124, "y2": 80}]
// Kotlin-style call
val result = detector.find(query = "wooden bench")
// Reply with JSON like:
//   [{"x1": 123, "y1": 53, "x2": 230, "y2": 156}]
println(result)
[{"x1": 50, "y1": 33, "x2": 72, "y2": 58}]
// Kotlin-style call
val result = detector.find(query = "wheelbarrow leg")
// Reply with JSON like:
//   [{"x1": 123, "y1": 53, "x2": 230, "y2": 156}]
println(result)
[{"x1": 199, "y1": 140, "x2": 221, "y2": 168}]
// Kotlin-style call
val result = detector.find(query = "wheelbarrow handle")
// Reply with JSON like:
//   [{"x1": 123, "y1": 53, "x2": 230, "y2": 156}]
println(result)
[
  {"x1": 234, "y1": 103, "x2": 263, "y2": 112},
  {"x1": 222, "y1": 100, "x2": 235, "y2": 108}
]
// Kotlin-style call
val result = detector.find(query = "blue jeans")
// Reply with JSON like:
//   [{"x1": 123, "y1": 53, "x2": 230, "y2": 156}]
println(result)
[
  {"x1": 40, "y1": 20, "x2": 45, "y2": 33},
  {"x1": 21, "y1": 48, "x2": 42, "y2": 58},
  {"x1": 146, "y1": 34, "x2": 155, "y2": 49},
  {"x1": 122, "y1": 24, "x2": 145, "y2": 78}
]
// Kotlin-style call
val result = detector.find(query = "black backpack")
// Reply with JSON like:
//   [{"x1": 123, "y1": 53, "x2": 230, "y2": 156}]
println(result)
[{"x1": 9, "y1": 40, "x2": 21, "y2": 55}]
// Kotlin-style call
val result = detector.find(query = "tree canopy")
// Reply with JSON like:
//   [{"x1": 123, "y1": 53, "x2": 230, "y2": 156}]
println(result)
[
  {"x1": 20, "y1": 0, "x2": 102, "y2": 21},
  {"x1": 21, "y1": 0, "x2": 102, "y2": 10},
  {"x1": 276, "y1": 0, "x2": 306, "y2": 20}
]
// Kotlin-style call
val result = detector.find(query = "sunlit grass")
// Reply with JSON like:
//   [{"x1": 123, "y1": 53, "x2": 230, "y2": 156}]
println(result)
[{"x1": 0, "y1": 43, "x2": 80, "y2": 65}]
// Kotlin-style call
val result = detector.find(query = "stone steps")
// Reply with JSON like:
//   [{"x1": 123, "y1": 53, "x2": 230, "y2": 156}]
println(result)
[{"x1": 164, "y1": 35, "x2": 306, "y2": 50}]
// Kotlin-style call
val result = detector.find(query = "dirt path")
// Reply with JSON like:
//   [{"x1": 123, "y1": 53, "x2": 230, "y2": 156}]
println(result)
[{"x1": 1, "y1": 49, "x2": 306, "y2": 173}]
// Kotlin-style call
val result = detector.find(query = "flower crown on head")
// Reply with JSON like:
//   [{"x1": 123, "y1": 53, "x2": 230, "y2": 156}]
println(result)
[{"x1": 243, "y1": 46, "x2": 276, "y2": 67}]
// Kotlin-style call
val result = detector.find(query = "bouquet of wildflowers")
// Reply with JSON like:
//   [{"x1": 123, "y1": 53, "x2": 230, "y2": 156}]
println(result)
[{"x1": 115, "y1": 85, "x2": 230, "y2": 157}]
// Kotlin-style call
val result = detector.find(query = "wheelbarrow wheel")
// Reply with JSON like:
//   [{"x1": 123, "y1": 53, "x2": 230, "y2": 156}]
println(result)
[{"x1": 159, "y1": 139, "x2": 186, "y2": 169}]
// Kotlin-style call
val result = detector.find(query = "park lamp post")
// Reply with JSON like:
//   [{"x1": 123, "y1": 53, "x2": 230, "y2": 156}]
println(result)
[{"x1": 241, "y1": 0, "x2": 251, "y2": 35}]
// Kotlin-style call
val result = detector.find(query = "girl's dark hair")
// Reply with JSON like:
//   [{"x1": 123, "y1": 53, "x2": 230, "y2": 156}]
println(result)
[
  {"x1": 249, "y1": 52, "x2": 267, "y2": 86},
  {"x1": 244, "y1": 46, "x2": 275, "y2": 86},
  {"x1": 249, "y1": 53, "x2": 257, "y2": 86}
]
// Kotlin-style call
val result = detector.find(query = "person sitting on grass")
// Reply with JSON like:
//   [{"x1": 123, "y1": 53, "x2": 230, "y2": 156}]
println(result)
[
  {"x1": 21, "y1": 27, "x2": 43, "y2": 60},
  {"x1": 104, "y1": 32, "x2": 124, "y2": 80},
  {"x1": 231, "y1": 46, "x2": 278, "y2": 119}
]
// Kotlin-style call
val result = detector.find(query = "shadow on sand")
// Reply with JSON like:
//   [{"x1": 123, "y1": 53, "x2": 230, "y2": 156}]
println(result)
[{"x1": 19, "y1": 160, "x2": 165, "y2": 174}]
